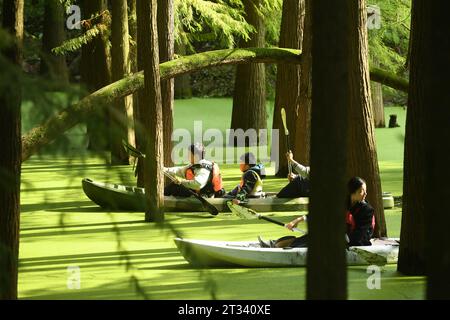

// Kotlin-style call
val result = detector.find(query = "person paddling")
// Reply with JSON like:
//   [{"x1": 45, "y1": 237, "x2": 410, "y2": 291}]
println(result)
[
  {"x1": 224, "y1": 152, "x2": 266, "y2": 204},
  {"x1": 164, "y1": 143, "x2": 225, "y2": 198},
  {"x1": 276, "y1": 151, "x2": 310, "y2": 198},
  {"x1": 259, "y1": 177, "x2": 375, "y2": 248}
]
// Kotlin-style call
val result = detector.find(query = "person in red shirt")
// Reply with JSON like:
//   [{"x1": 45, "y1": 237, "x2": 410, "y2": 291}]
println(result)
[{"x1": 259, "y1": 177, "x2": 375, "y2": 248}]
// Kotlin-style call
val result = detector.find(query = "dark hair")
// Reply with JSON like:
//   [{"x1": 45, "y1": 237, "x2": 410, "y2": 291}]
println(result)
[
  {"x1": 347, "y1": 176, "x2": 366, "y2": 208},
  {"x1": 240, "y1": 152, "x2": 256, "y2": 166},
  {"x1": 189, "y1": 143, "x2": 205, "y2": 160}
]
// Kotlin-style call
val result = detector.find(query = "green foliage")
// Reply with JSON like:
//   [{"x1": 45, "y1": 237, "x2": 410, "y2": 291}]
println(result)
[
  {"x1": 51, "y1": 8, "x2": 111, "y2": 56},
  {"x1": 52, "y1": 23, "x2": 108, "y2": 56},
  {"x1": 368, "y1": 0, "x2": 411, "y2": 105},
  {"x1": 175, "y1": 0, "x2": 254, "y2": 50}
]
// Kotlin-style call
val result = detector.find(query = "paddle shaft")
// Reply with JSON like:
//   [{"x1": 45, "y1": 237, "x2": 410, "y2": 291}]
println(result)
[
  {"x1": 163, "y1": 171, "x2": 219, "y2": 216},
  {"x1": 255, "y1": 213, "x2": 304, "y2": 234},
  {"x1": 281, "y1": 108, "x2": 292, "y2": 175}
]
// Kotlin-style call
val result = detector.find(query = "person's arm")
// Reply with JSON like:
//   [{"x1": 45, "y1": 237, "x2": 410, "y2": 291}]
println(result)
[
  {"x1": 234, "y1": 171, "x2": 258, "y2": 202},
  {"x1": 285, "y1": 215, "x2": 307, "y2": 231},
  {"x1": 286, "y1": 151, "x2": 310, "y2": 178},
  {"x1": 291, "y1": 161, "x2": 310, "y2": 178},
  {"x1": 180, "y1": 167, "x2": 210, "y2": 190},
  {"x1": 163, "y1": 165, "x2": 187, "y2": 178}
]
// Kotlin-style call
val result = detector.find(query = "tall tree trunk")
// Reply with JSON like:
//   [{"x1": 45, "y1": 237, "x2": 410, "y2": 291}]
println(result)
[
  {"x1": 128, "y1": 0, "x2": 139, "y2": 153},
  {"x1": 230, "y1": 0, "x2": 266, "y2": 145},
  {"x1": 371, "y1": 60, "x2": 385, "y2": 128},
  {"x1": 137, "y1": 0, "x2": 164, "y2": 222},
  {"x1": 0, "y1": 0, "x2": 23, "y2": 300},
  {"x1": 307, "y1": 0, "x2": 349, "y2": 300},
  {"x1": 272, "y1": 0, "x2": 304, "y2": 176},
  {"x1": 347, "y1": 0, "x2": 386, "y2": 238},
  {"x1": 158, "y1": 0, "x2": 174, "y2": 167},
  {"x1": 174, "y1": 42, "x2": 192, "y2": 99},
  {"x1": 415, "y1": 1, "x2": 450, "y2": 298},
  {"x1": 80, "y1": 0, "x2": 112, "y2": 151},
  {"x1": 110, "y1": 0, "x2": 131, "y2": 165},
  {"x1": 397, "y1": 0, "x2": 426, "y2": 276},
  {"x1": 293, "y1": 0, "x2": 312, "y2": 166},
  {"x1": 41, "y1": 0, "x2": 68, "y2": 83}
]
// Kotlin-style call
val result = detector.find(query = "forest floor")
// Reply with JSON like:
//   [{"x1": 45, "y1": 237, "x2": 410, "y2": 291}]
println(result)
[{"x1": 18, "y1": 100, "x2": 421, "y2": 299}]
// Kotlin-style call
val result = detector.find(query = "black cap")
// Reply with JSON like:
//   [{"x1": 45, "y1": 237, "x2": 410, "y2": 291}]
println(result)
[{"x1": 240, "y1": 152, "x2": 256, "y2": 166}]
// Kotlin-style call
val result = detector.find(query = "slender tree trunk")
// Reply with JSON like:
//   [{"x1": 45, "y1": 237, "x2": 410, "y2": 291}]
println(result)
[
  {"x1": 347, "y1": 0, "x2": 386, "y2": 238},
  {"x1": 272, "y1": 0, "x2": 304, "y2": 176},
  {"x1": 174, "y1": 42, "x2": 192, "y2": 99},
  {"x1": 397, "y1": 0, "x2": 426, "y2": 276},
  {"x1": 371, "y1": 80, "x2": 385, "y2": 128},
  {"x1": 137, "y1": 0, "x2": 164, "y2": 222},
  {"x1": 110, "y1": 0, "x2": 131, "y2": 165},
  {"x1": 293, "y1": 0, "x2": 312, "y2": 166},
  {"x1": 41, "y1": 0, "x2": 68, "y2": 83},
  {"x1": 0, "y1": 0, "x2": 23, "y2": 300},
  {"x1": 230, "y1": 0, "x2": 266, "y2": 145},
  {"x1": 158, "y1": 0, "x2": 174, "y2": 167},
  {"x1": 128, "y1": 0, "x2": 139, "y2": 152},
  {"x1": 307, "y1": 0, "x2": 349, "y2": 300},
  {"x1": 80, "y1": 0, "x2": 112, "y2": 151}
]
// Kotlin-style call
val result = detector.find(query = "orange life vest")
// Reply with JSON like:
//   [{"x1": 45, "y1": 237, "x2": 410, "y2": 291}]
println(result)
[{"x1": 185, "y1": 162, "x2": 223, "y2": 193}]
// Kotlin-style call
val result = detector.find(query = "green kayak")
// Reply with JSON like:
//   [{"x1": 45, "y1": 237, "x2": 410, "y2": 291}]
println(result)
[{"x1": 82, "y1": 178, "x2": 309, "y2": 212}]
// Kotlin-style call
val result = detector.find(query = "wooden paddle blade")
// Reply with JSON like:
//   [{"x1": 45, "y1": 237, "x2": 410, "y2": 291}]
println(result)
[
  {"x1": 281, "y1": 108, "x2": 289, "y2": 136},
  {"x1": 195, "y1": 193, "x2": 219, "y2": 215},
  {"x1": 349, "y1": 247, "x2": 387, "y2": 266}
]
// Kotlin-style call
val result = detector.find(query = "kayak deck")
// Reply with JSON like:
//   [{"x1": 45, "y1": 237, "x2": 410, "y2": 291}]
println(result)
[{"x1": 174, "y1": 238, "x2": 399, "y2": 268}]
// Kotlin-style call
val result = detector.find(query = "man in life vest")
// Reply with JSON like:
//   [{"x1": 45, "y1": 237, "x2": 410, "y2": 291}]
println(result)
[
  {"x1": 276, "y1": 151, "x2": 310, "y2": 198},
  {"x1": 225, "y1": 152, "x2": 266, "y2": 204},
  {"x1": 163, "y1": 143, "x2": 225, "y2": 198}
]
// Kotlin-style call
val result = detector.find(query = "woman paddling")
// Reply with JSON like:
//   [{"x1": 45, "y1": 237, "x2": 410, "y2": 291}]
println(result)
[{"x1": 258, "y1": 176, "x2": 375, "y2": 248}]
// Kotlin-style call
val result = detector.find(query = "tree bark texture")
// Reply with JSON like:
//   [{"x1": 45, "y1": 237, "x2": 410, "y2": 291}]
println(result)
[
  {"x1": 137, "y1": 0, "x2": 164, "y2": 222},
  {"x1": 293, "y1": 0, "x2": 312, "y2": 166},
  {"x1": 397, "y1": 0, "x2": 426, "y2": 277},
  {"x1": 110, "y1": 0, "x2": 132, "y2": 165},
  {"x1": 0, "y1": 0, "x2": 23, "y2": 300},
  {"x1": 230, "y1": 0, "x2": 267, "y2": 145},
  {"x1": 307, "y1": 0, "x2": 349, "y2": 300},
  {"x1": 157, "y1": 0, "x2": 175, "y2": 167},
  {"x1": 41, "y1": 0, "x2": 69, "y2": 83},
  {"x1": 347, "y1": 0, "x2": 386, "y2": 238},
  {"x1": 80, "y1": 0, "x2": 112, "y2": 151},
  {"x1": 272, "y1": 0, "x2": 304, "y2": 176}
]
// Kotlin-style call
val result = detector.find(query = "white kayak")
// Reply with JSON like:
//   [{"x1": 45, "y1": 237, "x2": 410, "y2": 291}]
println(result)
[{"x1": 174, "y1": 238, "x2": 399, "y2": 268}]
